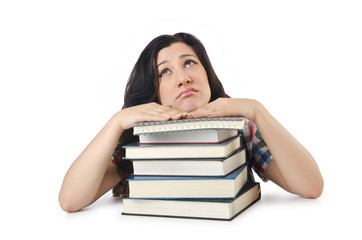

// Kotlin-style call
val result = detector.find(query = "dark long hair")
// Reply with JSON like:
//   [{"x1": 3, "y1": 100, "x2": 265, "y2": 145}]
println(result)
[
  {"x1": 123, "y1": 32, "x2": 228, "y2": 108},
  {"x1": 112, "y1": 33, "x2": 229, "y2": 196}
]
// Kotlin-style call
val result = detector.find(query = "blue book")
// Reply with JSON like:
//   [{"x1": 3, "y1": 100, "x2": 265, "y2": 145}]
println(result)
[
  {"x1": 123, "y1": 134, "x2": 242, "y2": 159},
  {"x1": 127, "y1": 164, "x2": 249, "y2": 199}
]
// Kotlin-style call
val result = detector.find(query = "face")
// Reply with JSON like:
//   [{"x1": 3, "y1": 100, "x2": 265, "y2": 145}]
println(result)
[{"x1": 157, "y1": 42, "x2": 211, "y2": 112}]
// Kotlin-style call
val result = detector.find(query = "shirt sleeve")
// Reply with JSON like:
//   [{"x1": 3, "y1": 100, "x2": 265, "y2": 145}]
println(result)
[
  {"x1": 242, "y1": 121, "x2": 273, "y2": 182},
  {"x1": 111, "y1": 141, "x2": 125, "y2": 166},
  {"x1": 110, "y1": 140, "x2": 133, "y2": 197}
]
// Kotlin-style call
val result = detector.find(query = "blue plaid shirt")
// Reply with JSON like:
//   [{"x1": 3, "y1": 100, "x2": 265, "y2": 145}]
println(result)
[{"x1": 242, "y1": 121, "x2": 273, "y2": 181}]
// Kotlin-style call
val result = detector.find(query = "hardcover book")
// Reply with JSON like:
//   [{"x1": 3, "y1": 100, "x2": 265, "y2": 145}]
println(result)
[
  {"x1": 129, "y1": 148, "x2": 246, "y2": 176},
  {"x1": 123, "y1": 135, "x2": 241, "y2": 159},
  {"x1": 138, "y1": 129, "x2": 239, "y2": 144},
  {"x1": 122, "y1": 182, "x2": 260, "y2": 221},
  {"x1": 127, "y1": 164, "x2": 248, "y2": 199}
]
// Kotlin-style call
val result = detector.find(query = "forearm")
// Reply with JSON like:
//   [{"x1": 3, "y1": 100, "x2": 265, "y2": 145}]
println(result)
[
  {"x1": 253, "y1": 102, "x2": 323, "y2": 197},
  {"x1": 59, "y1": 103, "x2": 186, "y2": 212},
  {"x1": 185, "y1": 98, "x2": 323, "y2": 197},
  {"x1": 58, "y1": 113, "x2": 123, "y2": 211}
]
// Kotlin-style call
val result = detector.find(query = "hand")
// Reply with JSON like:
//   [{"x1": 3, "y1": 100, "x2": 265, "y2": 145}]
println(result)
[
  {"x1": 114, "y1": 102, "x2": 188, "y2": 130},
  {"x1": 186, "y1": 98, "x2": 262, "y2": 121}
]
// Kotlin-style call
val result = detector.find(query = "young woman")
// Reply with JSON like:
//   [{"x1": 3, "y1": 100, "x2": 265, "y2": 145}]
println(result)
[{"x1": 58, "y1": 33, "x2": 323, "y2": 213}]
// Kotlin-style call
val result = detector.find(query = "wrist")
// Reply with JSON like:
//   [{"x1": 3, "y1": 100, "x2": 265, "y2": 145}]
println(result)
[
  {"x1": 109, "y1": 111, "x2": 126, "y2": 133},
  {"x1": 233, "y1": 98, "x2": 264, "y2": 122}
]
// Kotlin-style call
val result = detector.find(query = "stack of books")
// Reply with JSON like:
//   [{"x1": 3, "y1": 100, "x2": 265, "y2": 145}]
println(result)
[{"x1": 121, "y1": 117, "x2": 261, "y2": 221}]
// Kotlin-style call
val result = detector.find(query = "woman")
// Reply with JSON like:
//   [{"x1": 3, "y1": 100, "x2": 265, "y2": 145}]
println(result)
[{"x1": 58, "y1": 33, "x2": 323, "y2": 213}]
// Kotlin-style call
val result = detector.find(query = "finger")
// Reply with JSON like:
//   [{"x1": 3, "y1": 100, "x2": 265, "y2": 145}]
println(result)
[
  {"x1": 145, "y1": 103, "x2": 185, "y2": 120},
  {"x1": 152, "y1": 109, "x2": 183, "y2": 121},
  {"x1": 187, "y1": 107, "x2": 218, "y2": 119},
  {"x1": 180, "y1": 112, "x2": 189, "y2": 118},
  {"x1": 185, "y1": 110, "x2": 199, "y2": 118}
]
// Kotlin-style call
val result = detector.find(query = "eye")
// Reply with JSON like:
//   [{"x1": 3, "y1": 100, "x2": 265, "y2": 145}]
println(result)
[
  {"x1": 185, "y1": 60, "x2": 196, "y2": 68},
  {"x1": 159, "y1": 69, "x2": 171, "y2": 78}
]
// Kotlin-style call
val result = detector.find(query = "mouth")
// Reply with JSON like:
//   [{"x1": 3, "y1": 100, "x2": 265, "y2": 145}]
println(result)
[{"x1": 177, "y1": 87, "x2": 198, "y2": 99}]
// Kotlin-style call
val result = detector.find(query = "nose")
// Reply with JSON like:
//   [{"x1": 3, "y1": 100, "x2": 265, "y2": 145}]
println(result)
[{"x1": 176, "y1": 70, "x2": 192, "y2": 88}]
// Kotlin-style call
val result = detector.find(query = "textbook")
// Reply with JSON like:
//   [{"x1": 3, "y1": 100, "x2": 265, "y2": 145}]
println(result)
[
  {"x1": 123, "y1": 135, "x2": 241, "y2": 159},
  {"x1": 138, "y1": 129, "x2": 239, "y2": 144},
  {"x1": 130, "y1": 148, "x2": 246, "y2": 176},
  {"x1": 122, "y1": 181, "x2": 260, "y2": 221},
  {"x1": 133, "y1": 117, "x2": 247, "y2": 135},
  {"x1": 127, "y1": 164, "x2": 248, "y2": 199}
]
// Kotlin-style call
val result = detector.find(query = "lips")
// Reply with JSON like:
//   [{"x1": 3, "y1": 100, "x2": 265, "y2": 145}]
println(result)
[{"x1": 177, "y1": 87, "x2": 198, "y2": 99}]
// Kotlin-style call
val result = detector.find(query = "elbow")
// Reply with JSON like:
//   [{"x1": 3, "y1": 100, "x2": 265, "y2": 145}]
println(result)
[
  {"x1": 58, "y1": 192, "x2": 82, "y2": 213},
  {"x1": 300, "y1": 178, "x2": 324, "y2": 199}
]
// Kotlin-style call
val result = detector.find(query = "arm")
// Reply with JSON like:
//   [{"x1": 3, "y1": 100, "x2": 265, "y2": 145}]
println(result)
[
  {"x1": 58, "y1": 115, "x2": 123, "y2": 213},
  {"x1": 188, "y1": 98, "x2": 324, "y2": 198},
  {"x1": 58, "y1": 103, "x2": 186, "y2": 212}
]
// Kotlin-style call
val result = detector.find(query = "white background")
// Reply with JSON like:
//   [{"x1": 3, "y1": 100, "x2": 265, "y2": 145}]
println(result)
[{"x1": 0, "y1": 0, "x2": 361, "y2": 239}]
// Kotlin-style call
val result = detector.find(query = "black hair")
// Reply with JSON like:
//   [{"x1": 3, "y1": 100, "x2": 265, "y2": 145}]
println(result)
[{"x1": 123, "y1": 32, "x2": 228, "y2": 108}]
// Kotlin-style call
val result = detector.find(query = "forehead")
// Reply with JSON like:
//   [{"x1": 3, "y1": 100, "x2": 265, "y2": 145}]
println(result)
[{"x1": 157, "y1": 42, "x2": 197, "y2": 62}]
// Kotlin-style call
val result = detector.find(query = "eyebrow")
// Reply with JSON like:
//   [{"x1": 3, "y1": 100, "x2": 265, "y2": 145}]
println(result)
[{"x1": 157, "y1": 54, "x2": 197, "y2": 68}]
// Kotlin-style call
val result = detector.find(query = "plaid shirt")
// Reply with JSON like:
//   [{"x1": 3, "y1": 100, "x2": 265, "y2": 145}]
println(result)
[{"x1": 242, "y1": 121, "x2": 273, "y2": 181}]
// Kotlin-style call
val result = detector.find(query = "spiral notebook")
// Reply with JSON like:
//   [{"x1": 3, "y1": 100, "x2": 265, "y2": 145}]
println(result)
[{"x1": 133, "y1": 117, "x2": 247, "y2": 135}]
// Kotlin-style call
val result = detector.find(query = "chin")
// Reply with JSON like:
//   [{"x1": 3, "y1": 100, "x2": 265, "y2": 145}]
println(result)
[{"x1": 173, "y1": 102, "x2": 202, "y2": 113}]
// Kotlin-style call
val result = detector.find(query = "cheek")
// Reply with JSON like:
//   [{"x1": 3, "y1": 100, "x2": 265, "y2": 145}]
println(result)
[
  {"x1": 158, "y1": 82, "x2": 171, "y2": 104},
  {"x1": 201, "y1": 71, "x2": 211, "y2": 97}
]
